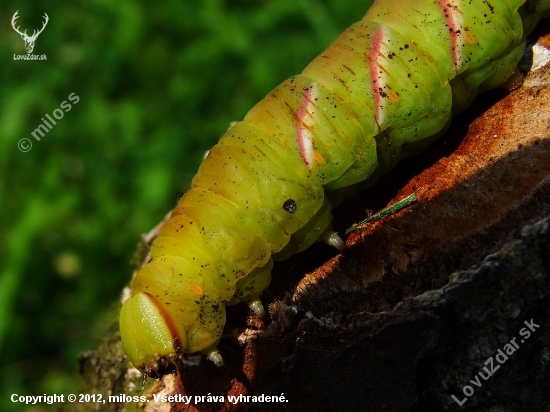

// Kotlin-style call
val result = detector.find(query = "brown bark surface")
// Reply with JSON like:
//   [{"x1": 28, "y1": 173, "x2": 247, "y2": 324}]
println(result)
[{"x1": 73, "y1": 28, "x2": 550, "y2": 412}]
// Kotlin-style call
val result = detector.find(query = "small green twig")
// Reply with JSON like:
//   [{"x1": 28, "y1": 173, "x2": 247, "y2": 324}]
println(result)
[{"x1": 345, "y1": 191, "x2": 418, "y2": 234}]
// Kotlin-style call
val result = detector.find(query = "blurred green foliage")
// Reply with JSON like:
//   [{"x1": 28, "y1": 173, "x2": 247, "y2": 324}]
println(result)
[{"x1": 0, "y1": 0, "x2": 370, "y2": 410}]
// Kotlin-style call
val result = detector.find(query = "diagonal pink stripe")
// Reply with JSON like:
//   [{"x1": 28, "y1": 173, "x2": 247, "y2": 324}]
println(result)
[
  {"x1": 368, "y1": 26, "x2": 385, "y2": 125},
  {"x1": 439, "y1": 0, "x2": 459, "y2": 68}
]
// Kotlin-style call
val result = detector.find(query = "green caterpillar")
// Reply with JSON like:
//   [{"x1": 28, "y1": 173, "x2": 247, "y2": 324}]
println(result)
[{"x1": 120, "y1": 0, "x2": 550, "y2": 378}]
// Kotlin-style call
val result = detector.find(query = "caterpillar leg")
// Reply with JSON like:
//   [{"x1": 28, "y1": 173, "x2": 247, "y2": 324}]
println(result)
[
  {"x1": 247, "y1": 297, "x2": 266, "y2": 318},
  {"x1": 204, "y1": 347, "x2": 224, "y2": 367},
  {"x1": 321, "y1": 229, "x2": 346, "y2": 252},
  {"x1": 499, "y1": 70, "x2": 524, "y2": 91},
  {"x1": 229, "y1": 261, "x2": 272, "y2": 318},
  {"x1": 228, "y1": 259, "x2": 272, "y2": 319}
]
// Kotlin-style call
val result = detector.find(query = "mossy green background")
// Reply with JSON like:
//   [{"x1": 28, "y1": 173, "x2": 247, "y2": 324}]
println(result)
[{"x1": 0, "y1": 0, "x2": 373, "y2": 410}]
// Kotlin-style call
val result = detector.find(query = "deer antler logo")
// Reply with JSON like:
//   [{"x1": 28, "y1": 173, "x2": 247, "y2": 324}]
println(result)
[{"x1": 11, "y1": 11, "x2": 49, "y2": 54}]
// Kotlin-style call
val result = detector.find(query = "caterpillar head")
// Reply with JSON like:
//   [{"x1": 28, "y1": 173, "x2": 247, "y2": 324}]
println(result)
[
  {"x1": 119, "y1": 258, "x2": 226, "y2": 378},
  {"x1": 119, "y1": 292, "x2": 183, "y2": 378}
]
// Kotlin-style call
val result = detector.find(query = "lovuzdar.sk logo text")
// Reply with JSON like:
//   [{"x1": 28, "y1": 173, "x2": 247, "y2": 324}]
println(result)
[{"x1": 12, "y1": 11, "x2": 48, "y2": 60}]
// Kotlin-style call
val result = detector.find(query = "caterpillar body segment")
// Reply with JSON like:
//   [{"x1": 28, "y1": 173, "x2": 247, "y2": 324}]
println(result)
[{"x1": 120, "y1": 0, "x2": 550, "y2": 378}]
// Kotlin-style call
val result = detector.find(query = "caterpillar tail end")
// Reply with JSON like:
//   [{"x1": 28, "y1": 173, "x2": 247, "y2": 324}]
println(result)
[{"x1": 321, "y1": 229, "x2": 346, "y2": 252}]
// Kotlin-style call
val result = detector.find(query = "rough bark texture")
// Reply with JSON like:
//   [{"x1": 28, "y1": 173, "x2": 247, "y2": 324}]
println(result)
[{"x1": 71, "y1": 27, "x2": 550, "y2": 412}]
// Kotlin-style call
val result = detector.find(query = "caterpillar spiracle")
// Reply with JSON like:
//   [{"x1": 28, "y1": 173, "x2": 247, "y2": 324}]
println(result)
[{"x1": 120, "y1": 0, "x2": 550, "y2": 378}]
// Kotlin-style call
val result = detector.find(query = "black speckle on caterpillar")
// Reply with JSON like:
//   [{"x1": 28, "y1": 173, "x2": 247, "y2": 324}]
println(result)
[
  {"x1": 119, "y1": 0, "x2": 550, "y2": 379},
  {"x1": 283, "y1": 199, "x2": 297, "y2": 214}
]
